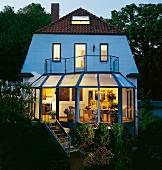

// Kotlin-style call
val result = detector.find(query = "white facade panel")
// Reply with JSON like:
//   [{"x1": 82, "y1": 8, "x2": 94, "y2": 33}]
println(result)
[{"x1": 21, "y1": 34, "x2": 139, "y2": 82}]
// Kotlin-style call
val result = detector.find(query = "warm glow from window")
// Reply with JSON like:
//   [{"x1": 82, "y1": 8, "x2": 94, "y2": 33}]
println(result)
[
  {"x1": 53, "y1": 44, "x2": 60, "y2": 61},
  {"x1": 72, "y1": 16, "x2": 90, "y2": 24},
  {"x1": 75, "y1": 44, "x2": 86, "y2": 68},
  {"x1": 100, "y1": 44, "x2": 108, "y2": 61}
]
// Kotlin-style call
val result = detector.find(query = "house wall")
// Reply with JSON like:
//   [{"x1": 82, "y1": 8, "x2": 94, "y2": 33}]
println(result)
[{"x1": 21, "y1": 34, "x2": 138, "y2": 83}]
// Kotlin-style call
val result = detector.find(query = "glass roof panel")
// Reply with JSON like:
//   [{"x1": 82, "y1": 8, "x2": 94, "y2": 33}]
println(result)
[
  {"x1": 42, "y1": 75, "x2": 61, "y2": 87},
  {"x1": 115, "y1": 74, "x2": 134, "y2": 87},
  {"x1": 59, "y1": 74, "x2": 80, "y2": 86},
  {"x1": 79, "y1": 74, "x2": 98, "y2": 86},
  {"x1": 99, "y1": 74, "x2": 118, "y2": 86},
  {"x1": 32, "y1": 76, "x2": 46, "y2": 87}
]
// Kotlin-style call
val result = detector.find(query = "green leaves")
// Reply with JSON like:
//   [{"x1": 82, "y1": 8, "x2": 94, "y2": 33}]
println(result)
[
  {"x1": 107, "y1": 3, "x2": 162, "y2": 100},
  {"x1": 0, "y1": 4, "x2": 50, "y2": 81}
]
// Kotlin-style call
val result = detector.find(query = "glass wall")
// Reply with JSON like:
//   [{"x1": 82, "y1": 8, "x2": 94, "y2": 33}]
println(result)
[
  {"x1": 42, "y1": 88, "x2": 56, "y2": 122},
  {"x1": 122, "y1": 88, "x2": 134, "y2": 122},
  {"x1": 35, "y1": 89, "x2": 40, "y2": 119},
  {"x1": 81, "y1": 88, "x2": 118, "y2": 123}
]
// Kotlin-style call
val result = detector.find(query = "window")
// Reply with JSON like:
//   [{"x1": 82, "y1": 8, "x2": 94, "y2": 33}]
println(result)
[
  {"x1": 75, "y1": 44, "x2": 86, "y2": 69},
  {"x1": 52, "y1": 43, "x2": 61, "y2": 61},
  {"x1": 100, "y1": 44, "x2": 108, "y2": 62},
  {"x1": 71, "y1": 16, "x2": 90, "y2": 24},
  {"x1": 42, "y1": 88, "x2": 52, "y2": 100}
]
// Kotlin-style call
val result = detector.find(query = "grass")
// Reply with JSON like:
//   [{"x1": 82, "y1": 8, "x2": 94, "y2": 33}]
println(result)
[{"x1": 0, "y1": 122, "x2": 69, "y2": 170}]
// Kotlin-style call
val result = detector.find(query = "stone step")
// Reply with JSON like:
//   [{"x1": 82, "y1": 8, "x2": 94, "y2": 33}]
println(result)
[
  {"x1": 52, "y1": 129, "x2": 60, "y2": 133},
  {"x1": 50, "y1": 125, "x2": 59, "y2": 129},
  {"x1": 70, "y1": 146, "x2": 79, "y2": 153},
  {"x1": 55, "y1": 133, "x2": 64, "y2": 137},
  {"x1": 61, "y1": 141, "x2": 70, "y2": 148},
  {"x1": 59, "y1": 137, "x2": 69, "y2": 143}
]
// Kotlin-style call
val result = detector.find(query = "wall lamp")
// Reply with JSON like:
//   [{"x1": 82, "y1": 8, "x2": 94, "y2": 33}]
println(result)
[{"x1": 93, "y1": 45, "x2": 95, "y2": 52}]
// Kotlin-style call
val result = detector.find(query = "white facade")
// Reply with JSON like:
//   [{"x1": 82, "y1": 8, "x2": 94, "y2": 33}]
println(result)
[{"x1": 21, "y1": 34, "x2": 138, "y2": 83}]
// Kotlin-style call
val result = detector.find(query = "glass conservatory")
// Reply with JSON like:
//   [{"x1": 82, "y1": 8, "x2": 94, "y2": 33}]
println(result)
[{"x1": 32, "y1": 72, "x2": 136, "y2": 125}]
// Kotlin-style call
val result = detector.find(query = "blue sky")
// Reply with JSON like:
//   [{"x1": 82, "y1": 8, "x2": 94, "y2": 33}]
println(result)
[{"x1": 0, "y1": 0, "x2": 161, "y2": 18}]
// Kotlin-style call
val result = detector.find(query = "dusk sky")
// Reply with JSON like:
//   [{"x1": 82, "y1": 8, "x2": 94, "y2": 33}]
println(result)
[{"x1": 0, "y1": 0, "x2": 161, "y2": 18}]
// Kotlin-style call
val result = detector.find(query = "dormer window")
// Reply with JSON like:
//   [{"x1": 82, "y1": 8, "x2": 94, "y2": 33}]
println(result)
[{"x1": 71, "y1": 16, "x2": 90, "y2": 24}]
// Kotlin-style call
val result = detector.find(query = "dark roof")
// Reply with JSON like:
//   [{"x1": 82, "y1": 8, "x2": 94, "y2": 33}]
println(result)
[
  {"x1": 36, "y1": 8, "x2": 124, "y2": 35},
  {"x1": 19, "y1": 73, "x2": 34, "y2": 77}
]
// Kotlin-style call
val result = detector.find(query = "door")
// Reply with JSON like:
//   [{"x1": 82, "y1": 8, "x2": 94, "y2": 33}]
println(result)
[
  {"x1": 127, "y1": 89, "x2": 133, "y2": 120},
  {"x1": 75, "y1": 44, "x2": 86, "y2": 70}
]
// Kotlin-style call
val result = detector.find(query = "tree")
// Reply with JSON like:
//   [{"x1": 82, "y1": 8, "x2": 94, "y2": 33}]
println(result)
[
  {"x1": 106, "y1": 3, "x2": 162, "y2": 100},
  {"x1": 0, "y1": 3, "x2": 50, "y2": 81},
  {"x1": 17, "y1": 3, "x2": 47, "y2": 14}
]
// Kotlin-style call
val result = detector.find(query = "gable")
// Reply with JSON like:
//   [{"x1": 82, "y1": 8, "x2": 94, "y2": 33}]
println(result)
[{"x1": 36, "y1": 8, "x2": 124, "y2": 35}]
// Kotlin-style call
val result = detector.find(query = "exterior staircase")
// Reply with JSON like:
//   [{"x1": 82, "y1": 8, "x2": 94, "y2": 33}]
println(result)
[{"x1": 44, "y1": 119, "x2": 79, "y2": 157}]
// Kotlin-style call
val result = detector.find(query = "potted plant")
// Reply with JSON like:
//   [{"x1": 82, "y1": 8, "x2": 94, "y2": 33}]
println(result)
[
  {"x1": 109, "y1": 103, "x2": 118, "y2": 109},
  {"x1": 107, "y1": 90, "x2": 116, "y2": 104},
  {"x1": 64, "y1": 108, "x2": 74, "y2": 122},
  {"x1": 110, "y1": 110, "x2": 118, "y2": 123},
  {"x1": 49, "y1": 110, "x2": 56, "y2": 119}
]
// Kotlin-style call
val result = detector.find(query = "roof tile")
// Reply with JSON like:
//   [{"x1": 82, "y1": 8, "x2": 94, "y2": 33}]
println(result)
[{"x1": 36, "y1": 8, "x2": 124, "y2": 35}]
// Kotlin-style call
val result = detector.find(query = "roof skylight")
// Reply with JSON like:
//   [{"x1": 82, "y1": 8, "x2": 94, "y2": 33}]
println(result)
[{"x1": 71, "y1": 16, "x2": 90, "y2": 24}]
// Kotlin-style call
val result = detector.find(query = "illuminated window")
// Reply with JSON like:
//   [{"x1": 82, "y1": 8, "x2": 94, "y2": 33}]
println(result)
[
  {"x1": 71, "y1": 16, "x2": 90, "y2": 24},
  {"x1": 75, "y1": 44, "x2": 86, "y2": 68},
  {"x1": 100, "y1": 44, "x2": 108, "y2": 62},
  {"x1": 52, "y1": 43, "x2": 61, "y2": 61}
]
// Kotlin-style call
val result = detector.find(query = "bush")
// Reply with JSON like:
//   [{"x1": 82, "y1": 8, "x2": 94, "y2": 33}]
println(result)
[
  {"x1": 135, "y1": 99, "x2": 162, "y2": 170},
  {"x1": 0, "y1": 80, "x2": 34, "y2": 125},
  {"x1": 76, "y1": 123, "x2": 132, "y2": 169}
]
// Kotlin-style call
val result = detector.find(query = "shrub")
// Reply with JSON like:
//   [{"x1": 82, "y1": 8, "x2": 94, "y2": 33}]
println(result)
[
  {"x1": 76, "y1": 123, "x2": 132, "y2": 169},
  {"x1": 0, "y1": 80, "x2": 34, "y2": 125}
]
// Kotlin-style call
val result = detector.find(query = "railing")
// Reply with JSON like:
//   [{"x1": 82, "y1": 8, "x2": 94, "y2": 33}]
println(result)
[
  {"x1": 44, "y1": 55, "x2": 119, "y2": 74},
  {"x1": 44, "y1": 119, "x2": 71, "y2": 157}
]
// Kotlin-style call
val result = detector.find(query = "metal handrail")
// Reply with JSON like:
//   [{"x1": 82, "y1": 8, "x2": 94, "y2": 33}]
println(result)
[
  {"x1": 45, "y1": 119, "x2": 71, "y2": 157},
  {"x1": 44, "y1": 55, "x2": 119, "y2": 74}
]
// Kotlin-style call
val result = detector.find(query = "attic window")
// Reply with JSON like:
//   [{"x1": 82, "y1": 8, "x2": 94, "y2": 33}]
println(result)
[{"x1": 71, "y1": 16, "x2": 90, "y2": 24}]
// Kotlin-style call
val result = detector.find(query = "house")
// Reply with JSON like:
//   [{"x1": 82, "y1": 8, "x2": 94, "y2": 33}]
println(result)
[{"x1": 20, "y1": 3, "x2": 139, "y2": 131}]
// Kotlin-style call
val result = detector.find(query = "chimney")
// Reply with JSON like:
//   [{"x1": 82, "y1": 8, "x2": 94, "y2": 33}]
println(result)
[{"x1": 51, "y1": 3, "x2": 59, "y2": 23}]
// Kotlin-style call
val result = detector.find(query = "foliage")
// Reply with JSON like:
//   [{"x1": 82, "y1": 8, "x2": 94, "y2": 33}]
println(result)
[
  {"x1": 106, "y1": 3, "x2": 162, "y2": 100},
  {"x1": 0, "y1": 123, "x2": 70, "y2": 170},
  {"x1": 109, "y1": 103, "x2": 118, "y2": 109},
  {"x1": 0, "y1": 80, "x2": 34, "y2": 125},
  {"x1": 77, "y1": 124, "x2": 95, "y2": 153},
  {"x1": 49, "y1": 110, "x2": 56, "y2": 116},
  {"x1": 135, "y1": 99, "x2": 162, "y2": 169},
  {"x1": 107, "y1": 90, "x2": 116, "y2": 101},
  {"x1": 64, "y1": 108, "x2": 74, "y2": 116},
  {"x1": 76, "y1": 123, "x2": 132, "y2": 169},
  {"x1": 77, "y1": 123, "x2": 113, "y2": 168},
  {"x1": 17, "y1": 3, "x2": 47, "y2": 14},
  {"x1": 110, "y1": 124, "x2": 132, "y2": 170},
  {"x1": 0, "y1": 3, "x2": 50, "y2": 81}
]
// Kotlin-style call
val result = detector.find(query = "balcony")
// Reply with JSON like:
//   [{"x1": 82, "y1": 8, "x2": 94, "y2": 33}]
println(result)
[{"x1": 44, "y1": 55, "x2": 119, "y2": 74}]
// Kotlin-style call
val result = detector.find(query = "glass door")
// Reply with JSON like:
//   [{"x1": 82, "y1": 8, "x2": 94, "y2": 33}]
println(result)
[{"x1": 75, "y1": 44, "x2": 86, "y2": 70}]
